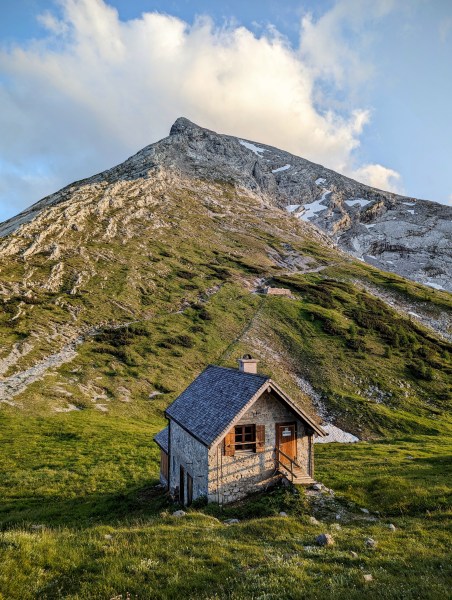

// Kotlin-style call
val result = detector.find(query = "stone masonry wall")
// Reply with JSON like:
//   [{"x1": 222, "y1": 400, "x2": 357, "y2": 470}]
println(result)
[
  {"x1": 207, "y1": 391, "x2": 310, "y2": 504},
  {"x1": 169, "y1": 421, "x2": 209, "y2": 502}
]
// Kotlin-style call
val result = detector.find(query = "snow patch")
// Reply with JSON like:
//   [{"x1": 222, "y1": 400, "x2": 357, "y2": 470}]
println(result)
[
  {"x1": 239, "y1": 139, "x2": 266, "y2": 155},
  {"x1": 365, "y1": 224, "x2": 376, "y2": 229},
  {"x1": 402, "y1": 202, "x2": 416, "y2": 206},
  {"x1": 315, "y1": 177, "x2": 326, "y2": 185},
  {"x1": 272, "y1": 164, "x2": 291, "y2": 173},
  {"x1": 315, "y1": 424, "x2": 360, "y2": 444},
  {"x1": 345, "y1": 198, "x2": 371, "y2": 208},
  {"x1": 286, "y1": 204, "x2": 301, "y2": 213},
  {"x1": 406, "y1": 209, "x2": 415, "y2": 214},
  {"x1": 425, "y1": 281, "x2": 445, "y2": 290},
  {"x1": 299, "y1": 191, "x2": 331, "y2": 221}
]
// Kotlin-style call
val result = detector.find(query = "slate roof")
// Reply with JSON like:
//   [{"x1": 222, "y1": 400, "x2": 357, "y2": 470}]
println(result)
[
  {"x1": 154, "y1": 426, "x2": 169, "y2": 453},
  {"x1": 165, "y1": 365, "x2": 269, "y2": 446}
]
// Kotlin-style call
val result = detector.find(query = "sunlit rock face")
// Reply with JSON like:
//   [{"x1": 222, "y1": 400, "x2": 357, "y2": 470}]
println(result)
[{"x1": 1, "y1": 117, "x2": 451, "y2": 290}]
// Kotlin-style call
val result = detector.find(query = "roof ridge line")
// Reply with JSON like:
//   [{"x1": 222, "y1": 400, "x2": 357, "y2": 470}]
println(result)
[{"x1": 206, "y1": 364, "x2": 270, "y2": 378}]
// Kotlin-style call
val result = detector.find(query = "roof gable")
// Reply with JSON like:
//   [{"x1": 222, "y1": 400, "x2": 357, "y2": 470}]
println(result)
[
  {"x1": 165, "y1": 365, "x2": 269, "y2": 446},
  {"x1": 164, "y1": 365, "x2": 326, "y2": 447}
]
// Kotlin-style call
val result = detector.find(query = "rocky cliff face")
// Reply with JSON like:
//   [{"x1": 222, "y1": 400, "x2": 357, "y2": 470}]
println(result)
[{"x1": 2, "y1": 117, "x2": 450, "y2": 291}]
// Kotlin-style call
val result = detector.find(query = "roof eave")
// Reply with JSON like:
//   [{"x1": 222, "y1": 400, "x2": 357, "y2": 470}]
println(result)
[{"x1": 166, "y1": 414, "x2": 210, "y2": 448}]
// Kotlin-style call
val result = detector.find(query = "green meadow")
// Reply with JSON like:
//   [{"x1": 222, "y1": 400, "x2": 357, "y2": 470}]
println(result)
[{"x1": 0, "y1": 406, "x2": 451, "y2": 599}]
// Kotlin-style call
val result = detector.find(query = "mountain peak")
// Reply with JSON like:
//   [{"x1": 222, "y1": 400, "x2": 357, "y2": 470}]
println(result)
[{"x1": 169, "y1": 117, "x2": 207, "y2": 137}]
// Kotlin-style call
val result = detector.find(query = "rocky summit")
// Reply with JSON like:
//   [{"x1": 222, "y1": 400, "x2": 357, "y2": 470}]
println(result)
[{"x1": 2, "y1": 117, "x2": 451, "y2": 291}]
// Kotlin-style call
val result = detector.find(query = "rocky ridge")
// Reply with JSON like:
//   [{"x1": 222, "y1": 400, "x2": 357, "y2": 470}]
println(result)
[{"x1": 2, "y1": 117, "x2": 450, "y2": 290}]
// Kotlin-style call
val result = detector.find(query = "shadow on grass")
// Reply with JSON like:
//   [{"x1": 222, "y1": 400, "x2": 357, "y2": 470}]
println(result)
[{"x1": 0, "y1": 480, "x2": 169, "y2": 529}]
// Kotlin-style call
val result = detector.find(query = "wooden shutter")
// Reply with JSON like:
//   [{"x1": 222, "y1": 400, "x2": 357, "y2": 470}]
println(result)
[
  {"x1": 256, "y1": 424, "x2": 265, "y2": 453},
  {"x1": 224, "y1": 428, "x2": 235, "y2": 456}
]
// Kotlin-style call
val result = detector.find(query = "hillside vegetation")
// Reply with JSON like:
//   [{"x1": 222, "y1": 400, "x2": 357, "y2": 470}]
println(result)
[{"x1": 0, "y1": 174, "x2": 451, "y2": 599}]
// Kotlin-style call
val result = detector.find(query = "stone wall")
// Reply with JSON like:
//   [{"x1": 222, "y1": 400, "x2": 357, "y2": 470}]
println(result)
[
  {"x1": 169, "y1": 421, "x2": 209, "y2": 502},
  {"x1": 207, "y1": 390, "x2": 311, "y2": 504}
]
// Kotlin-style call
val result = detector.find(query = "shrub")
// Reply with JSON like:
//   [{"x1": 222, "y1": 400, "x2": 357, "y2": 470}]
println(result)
[
  {"x1": 198, "y1": 307, "x2": 212, "y2": 321},
  {"x1": 407, "y1": 361, "x2": 434, "y2": 381},
  {"x1": 176, "y1": 269, "x2": 196, "y2": 280},
  {"x1": 346, "y1": 336, "x2": 366, "y2": 352},
  {"x1": 175, "y1": 334, "x2": 195, "y2": 348},
  {"x1": 321, "y1": 318, "x2": 343, "y2": 336}
]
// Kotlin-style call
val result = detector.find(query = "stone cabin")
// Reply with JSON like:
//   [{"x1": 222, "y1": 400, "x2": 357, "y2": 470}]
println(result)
[
  {"x1": 154, "y1": 357, "x2": 326, "y2": 505},
  {"x1": 263, "y1": 286, "x2": 292, "y2": 296}
]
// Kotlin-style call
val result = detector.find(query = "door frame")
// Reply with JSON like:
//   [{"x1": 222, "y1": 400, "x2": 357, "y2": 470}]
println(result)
[{"x1": 275, "y1": 421, "x2": 297, "y2": 465}]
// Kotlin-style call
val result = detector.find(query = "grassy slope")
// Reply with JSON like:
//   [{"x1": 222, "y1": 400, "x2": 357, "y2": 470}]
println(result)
[{"x1": 0, "y1": 178, "x2": 451, "y2": 598}]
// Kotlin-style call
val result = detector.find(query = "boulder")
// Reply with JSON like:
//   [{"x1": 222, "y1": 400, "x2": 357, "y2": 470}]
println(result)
[
  {"x1": 363, "y1": 574, "x2": 374, "y2": 583},
  {"x1": 365, "y1": 537, "x2": 378, "y2": 548},
  {"x1": 316, "y1": 533, "x2": 334, "y2": 547},
  {"x1": 388, "y1": 523, "x2": 396, "y2": 532},
  {"x1": 309, "y1": 516, "x2": 321, "y2": 525},
  {"x1": 172, "y1": 510, "x2": 186, "y2": 517},
  {"x1": 279, "y1": 511, "x2": 288, "y2": 517}
]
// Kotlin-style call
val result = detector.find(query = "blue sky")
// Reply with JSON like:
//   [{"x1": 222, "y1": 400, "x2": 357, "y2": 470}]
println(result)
[{"x1": 0, "y1": 0, "x2": 451, "y2": 222}]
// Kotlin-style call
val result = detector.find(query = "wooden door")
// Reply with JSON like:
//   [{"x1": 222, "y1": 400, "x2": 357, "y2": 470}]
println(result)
[
  {"x1": 187, "y1": 473, "x2": 193, "y2": 506},
  {"x1": 179, "y1": 465, "x2": 185, "y2": 505},
  {"x1": 276, "y1": 423, "x2": 297, "y2": 468}
]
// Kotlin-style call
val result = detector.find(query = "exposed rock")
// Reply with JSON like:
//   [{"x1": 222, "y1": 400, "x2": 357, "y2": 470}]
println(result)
[
  {"x1": 350, "y1": 551, "x2": 358, "y2": 558},
  {"x1": 363, "y1": 574, "x2": 374, "y2": 583},
  {"x1": 360, "y1": 508, "x2": 370, "y2": 514},
  {"x1": 316, "y1": 533, "x2": 335, "y2": 546},
  {"x1": 224, "y1": 518, "x2": 240, "y2": 525},
  {"x1": 172, "y1": 510, "x2": 186, "y2": 517},
  {"x1": 309, "y1": 516, "x2": 321, "y2": 525}
]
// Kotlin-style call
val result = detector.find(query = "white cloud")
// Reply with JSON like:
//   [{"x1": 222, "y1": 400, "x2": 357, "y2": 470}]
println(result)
[
  {"x1": 0, "y1": 0, "x2": 401, "y2": 220},
  {"x1": 351, "y1": 164, "x2": 401, "y2": 193},
  {"x1": 299, "y1": 0, "x2": 395, "y2": 89}
]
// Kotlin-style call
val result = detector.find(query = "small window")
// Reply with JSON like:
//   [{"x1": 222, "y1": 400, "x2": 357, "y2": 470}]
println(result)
[{"x1": 235, "y1": 424, "x2": 256, "y2": 452}]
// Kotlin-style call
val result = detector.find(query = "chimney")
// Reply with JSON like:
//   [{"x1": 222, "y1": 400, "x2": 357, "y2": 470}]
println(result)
[{"x1": 238, "y1": 354, "x2": 259, "y2": 374}]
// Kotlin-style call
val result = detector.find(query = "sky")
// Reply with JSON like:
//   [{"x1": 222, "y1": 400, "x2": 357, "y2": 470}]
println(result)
[{"x1": 0, "y1": 0, "x2": 451, "y2": 222}]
